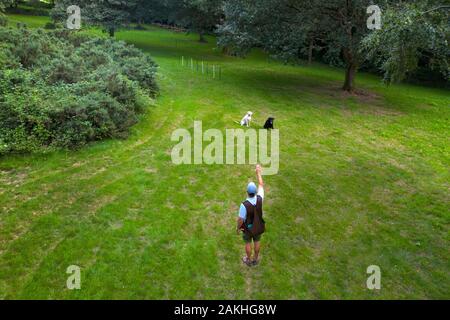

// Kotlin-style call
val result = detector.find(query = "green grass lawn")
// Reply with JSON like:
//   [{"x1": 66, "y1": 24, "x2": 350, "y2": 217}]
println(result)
[
  {"x1": 0, "y1": 15, "x2": 449, "y2": 299},
  {"x1": 6, "y1": 14, "x2": 50, "y2": 28}
]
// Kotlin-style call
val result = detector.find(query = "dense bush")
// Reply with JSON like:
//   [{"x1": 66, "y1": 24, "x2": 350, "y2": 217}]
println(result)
[
  {"x1": 0, "y1": 14, "x2": 7, "y2": 27},
  {"x1": 0, "y1": 27, "x2": 158, "y2": 154},
  {"x1": 44, "y1": 22, "x2": 57, "y2": 29}
]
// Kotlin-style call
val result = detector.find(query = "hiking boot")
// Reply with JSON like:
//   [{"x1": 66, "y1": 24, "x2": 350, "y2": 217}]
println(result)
[{"x1": 252, "y1": 259, "x2": 259, "y2": 266}]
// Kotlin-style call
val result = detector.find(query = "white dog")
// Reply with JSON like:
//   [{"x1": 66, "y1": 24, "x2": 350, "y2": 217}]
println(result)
[{"x1": 240, "y1": 111, "x2": 253, "y2": 127}]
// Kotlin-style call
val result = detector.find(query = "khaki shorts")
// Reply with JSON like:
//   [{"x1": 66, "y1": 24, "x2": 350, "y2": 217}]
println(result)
[{"x1": 243, "y1": 233, "x2": 261, "y2": 243}]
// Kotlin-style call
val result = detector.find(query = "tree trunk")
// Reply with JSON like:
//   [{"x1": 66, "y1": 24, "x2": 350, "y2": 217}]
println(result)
[
  {"x1": 308, "y1": 39, "x2": 314, "y2": 65},
  {"x1": 342, "y1": 47, "x2": 357, "y2": 92},
  {"x1": 109, "y1": 28, "x2": 115, "y2": 37},
  {"x1": 199, "y1": 33, "x2": 207, "y2": 43},
  {"x1": 343, "y1": 63, "x2": 357, "y2": 92},
  {"x1": 222, "y1": 46, "x2": 231, "y2": 55}
]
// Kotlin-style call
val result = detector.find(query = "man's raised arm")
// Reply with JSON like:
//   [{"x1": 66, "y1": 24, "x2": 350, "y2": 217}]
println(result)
[{"x1": 256, "y1": 164, "x2": 264, "y2": 188}]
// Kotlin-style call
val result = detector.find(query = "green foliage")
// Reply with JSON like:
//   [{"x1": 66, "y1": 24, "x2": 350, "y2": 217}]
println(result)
[
  {"x1": 174, "y1": 0, "x2": 223, "y2": 41},
  {"x1": 0, "y1": 13, "x2": 7, "y2": 25},
  {"x1": 51, "y1": 0, "x2": 223, "y2": 39},
  {"x1": 218, "y1": 0, "x2": 385, "y2": 91},
  {"x1": 0, "y1": 0, "x2": 12, "y2": 11},
  {"x1": 217, "y1": 0, "x2": 449, "y2": 90},
  {"x1": 0, "y1": 0, "x2": 11, "y2": 25},
  {"x1": 52, "y1": 0, "x2": 141, "y2": 36},
  {"x1": 362, "y1": 2, "x2": 449, "y2": 84},
  {"x1": 0, "y1": 27, "x2": 158, "y2": 154},
  {"x1": 6, "y1": 2, "x2": 52, "y2": 16},
  {"x1": 44, "y1": 21, "x2": 56, "y2": 29},
  {"x1": 132, "y1": 0, "x2": 173, "y2": 24}
]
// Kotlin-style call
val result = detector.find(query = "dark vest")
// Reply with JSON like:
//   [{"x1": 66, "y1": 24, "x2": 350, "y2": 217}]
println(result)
[{"x1": 242, "y1": 195, "x2": 265, "y2": 236}]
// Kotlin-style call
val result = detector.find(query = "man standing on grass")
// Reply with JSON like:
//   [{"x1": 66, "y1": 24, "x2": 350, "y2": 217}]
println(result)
[{"x1": 237, "y1": 164, "x2": 266, "y2": 266}]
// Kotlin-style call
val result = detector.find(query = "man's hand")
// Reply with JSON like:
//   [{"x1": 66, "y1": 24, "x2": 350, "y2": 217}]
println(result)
[{"x1": 237, "y1": 218, "x2": 244, "y2": 235}]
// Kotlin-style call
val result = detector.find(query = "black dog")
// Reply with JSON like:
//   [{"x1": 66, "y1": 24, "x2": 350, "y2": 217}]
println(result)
[{"x1": 263, "y1": 117, "x2": 275, "y2": 129}]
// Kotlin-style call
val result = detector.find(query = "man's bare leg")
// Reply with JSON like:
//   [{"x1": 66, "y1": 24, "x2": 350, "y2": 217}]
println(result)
[
  {"x1": 245, "y1": 242, "x2": 252, "y2": 260},
  {"x1": 253, "y1": 241, "x2": 261, "y2": 262}
]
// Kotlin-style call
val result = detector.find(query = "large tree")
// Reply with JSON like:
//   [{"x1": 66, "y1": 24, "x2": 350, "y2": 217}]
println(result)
[
  {"x1": 52, "y1": 0, "x2": 141, "y2": 37},
  {"x1": 53, "y1": 0, "x2": 224, "y2": 40},
  {"x1": 219, "y1": 0, "x2": 449, "y2": 91},
  {"x1": 131, "y1": 0, "x2": 169, "y2": 26},
  {"x1": 175, "y1": 0, "x2": 223, "y2": 42},
  {"x1": 362, "y1": 2, "x2": 449, "y2": 84},
  {"x1": 218, "y1": 0, "x2": 387, "y2": 91},
  {"x1": 0, "y1": 0, "x2": 12, "y2": 11},
  {"x1": 0, "y1": 0, "x2": 11, "y2": 25}
]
